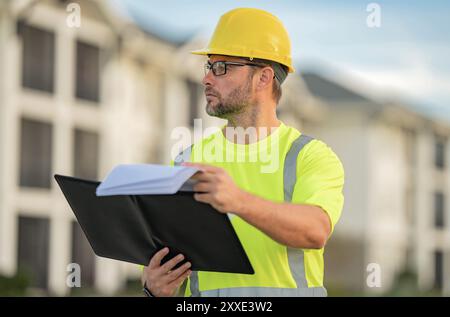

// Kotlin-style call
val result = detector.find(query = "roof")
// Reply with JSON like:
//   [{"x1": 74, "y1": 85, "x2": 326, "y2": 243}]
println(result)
[
  {"x1": 301, "y1": 72, "x2": 450, "y2": 126},
  {"x1": 301, "y1": 72, "x2": 375, "y2": 104}
]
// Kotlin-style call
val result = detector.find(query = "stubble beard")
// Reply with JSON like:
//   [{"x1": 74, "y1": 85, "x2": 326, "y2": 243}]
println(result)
[{"x1": 205, "y1": 79, "x2": 253, "y2": 119}]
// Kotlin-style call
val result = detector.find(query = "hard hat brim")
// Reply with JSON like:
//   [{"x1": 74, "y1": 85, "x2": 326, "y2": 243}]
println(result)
[{"x1": 190, "y1": 48, "x2": 295, "y2": 73}]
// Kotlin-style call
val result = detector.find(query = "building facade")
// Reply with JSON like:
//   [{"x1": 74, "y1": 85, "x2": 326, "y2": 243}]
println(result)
[{"x1": 300, "y1": 73, "x2": 450, "y2": 296}]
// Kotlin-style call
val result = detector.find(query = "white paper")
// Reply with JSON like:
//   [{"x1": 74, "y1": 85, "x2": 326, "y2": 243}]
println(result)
[{"x1": 96, "y1": 164, "x2": 199, "y2": 196}]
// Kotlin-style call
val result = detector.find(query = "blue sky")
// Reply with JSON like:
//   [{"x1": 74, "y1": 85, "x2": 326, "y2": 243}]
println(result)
[{"x1": 112, "y1": 1, "x2": 450, "y2": 121}]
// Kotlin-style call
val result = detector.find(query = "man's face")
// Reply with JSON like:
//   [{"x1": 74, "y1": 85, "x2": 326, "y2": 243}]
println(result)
[{"x1": 202, "y1": 55, "x2": 256, "y2": 118}]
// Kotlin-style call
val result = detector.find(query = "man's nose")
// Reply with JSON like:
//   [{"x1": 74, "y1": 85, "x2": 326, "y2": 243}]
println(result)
[{"x1": 202, "y1": 69, "x2": 215, "y2": 86}]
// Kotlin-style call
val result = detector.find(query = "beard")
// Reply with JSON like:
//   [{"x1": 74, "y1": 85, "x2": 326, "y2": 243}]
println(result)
[{"x1": 205, "y1": 79, "x2": 253, "y2": 118}]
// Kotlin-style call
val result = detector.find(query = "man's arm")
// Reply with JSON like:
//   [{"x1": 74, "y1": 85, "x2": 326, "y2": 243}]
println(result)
[
  {"x1": 235, "y1": 191, "x2": 331, "y2": 249},
  {"x1": 183, "y1": 162, "x2": 331, "y2": 249}
]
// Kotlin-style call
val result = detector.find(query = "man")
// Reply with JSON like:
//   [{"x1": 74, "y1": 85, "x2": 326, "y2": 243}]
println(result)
[{"x1": 142, "y1": 7, "x2": 344, "y2": 297}]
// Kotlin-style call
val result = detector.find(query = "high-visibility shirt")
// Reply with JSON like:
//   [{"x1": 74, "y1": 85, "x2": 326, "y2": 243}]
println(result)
[{"x1": 174, "y1": 122, "x2": 344, "y2": 296}]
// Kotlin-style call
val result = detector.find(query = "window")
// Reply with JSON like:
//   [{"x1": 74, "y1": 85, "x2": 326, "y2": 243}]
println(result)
[
  {"x1": 20, "y1": 23, "x2": 55, "y2": 93},
  {"x1": 435, "y1": 137, "x2": 446, "y2": 170},
  {"x1": 186, "y1": 79, "x2": 201, "y2": 127},
  {"x1": 71, "y1": 221, "x2": 96, "y2": 288},
  {"x1": 73, "y1": 129, "x2": 99, "y2": 180},
  {"x1": 434, "y1": 192, "x2": 445, "y2": 229},
  {"x1": 434, "y1": 251, "x2": 443, "y2": 290},
  {"x1": 19, "y1": 118, "x2": 53, "y2": 188},
  {"x1": 76, "y1": 41, "x2": 100, "y2": 102},
  {"x1": 17, "y1": 216, "x2": 50, "y2": 290}
]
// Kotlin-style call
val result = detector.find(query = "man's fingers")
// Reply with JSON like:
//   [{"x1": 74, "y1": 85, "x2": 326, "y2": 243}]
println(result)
[
  {"x1": 159, "y1": 253, "x2": 186, "y2": 274},
  {"x1": 168, "y1": 269, "x2": 192, "y2": 290},
  {"x1": 148, "y1": 247, "x2": 169, "y2": 268},
  {"x1": 194, "y1": 193, "x2": 211, "y2": 204},
  {"x1": 193, "y1": 181, "x2": 212, "y2": 193},
  {"x1": 190, "y1": 171, "x2": 214, "y2": 182},
  {"x1": 166, "y1": 261, "x2": 192, "y2": 282}
]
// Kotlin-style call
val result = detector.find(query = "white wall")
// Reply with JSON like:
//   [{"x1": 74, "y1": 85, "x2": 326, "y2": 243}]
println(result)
[
  {"x1": 0, "y1": 2, "x2": 21, "y2": 277},
  {"x1": 0, "y1": 1, "x2": 136, "y2": 295},
  {"x1": 365, "y1": 120, "x2": 410, "y2": 292},
  {"x1": 303, "y1": 106, "x2": 370, "y2": 240}
]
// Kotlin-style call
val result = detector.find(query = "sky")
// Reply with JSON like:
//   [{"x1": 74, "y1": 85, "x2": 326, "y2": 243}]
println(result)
[{"x1": 111, "y1": 0, "x2": 450, "y2": 121}]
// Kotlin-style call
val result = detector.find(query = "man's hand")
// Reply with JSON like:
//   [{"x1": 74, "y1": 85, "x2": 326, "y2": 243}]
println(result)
[
  {"x1": 143, "y1": 247, "x2": 192, "y2": 297},
  {"x1": 182, "y1": 162, "x2": 246, "y2": 214}
]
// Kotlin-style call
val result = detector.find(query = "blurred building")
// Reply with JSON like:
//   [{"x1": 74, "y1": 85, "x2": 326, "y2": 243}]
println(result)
[
  {"x1": 0, "y1": 0, "x2": 448, "y2": 296},
  {"x1": 296, "y1": 73, "x2": 450, "y2": 296},
  {"x1": 0, "y1": 0, "x2": 211, "y2": 295}
]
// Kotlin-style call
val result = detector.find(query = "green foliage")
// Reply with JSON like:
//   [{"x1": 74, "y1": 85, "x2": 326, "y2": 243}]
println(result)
[
  {"x1": 383, "y1": 269, "x2": 443, "y2": 297},
  {"x1": 0, "y1": 270, "x2": 30, "y2": 296}
]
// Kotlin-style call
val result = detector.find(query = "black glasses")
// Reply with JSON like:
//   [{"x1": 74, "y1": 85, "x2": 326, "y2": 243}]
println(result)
[{"x1": 204, "y1": 61, "x2": 265, "y2": 76}]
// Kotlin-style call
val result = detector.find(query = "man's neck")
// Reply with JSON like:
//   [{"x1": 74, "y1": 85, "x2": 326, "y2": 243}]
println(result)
[{"x1": 222, "y1": 107, "x2": 281, "y2": 145}]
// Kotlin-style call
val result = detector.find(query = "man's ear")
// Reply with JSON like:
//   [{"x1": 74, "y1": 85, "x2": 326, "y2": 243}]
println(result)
[{"x1": 256, "y1": 67, "x2": 275, "y2": 91}]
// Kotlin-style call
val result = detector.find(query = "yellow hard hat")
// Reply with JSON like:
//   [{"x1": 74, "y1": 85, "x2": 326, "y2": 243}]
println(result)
[{"x1": 191, "y1": 8, "x2": 295, "y2": 73}]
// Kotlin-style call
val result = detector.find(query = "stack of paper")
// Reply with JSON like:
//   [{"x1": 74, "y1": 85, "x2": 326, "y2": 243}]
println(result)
[{"x1": 96, "y1": 164, "x2": 199, "y2": 196}]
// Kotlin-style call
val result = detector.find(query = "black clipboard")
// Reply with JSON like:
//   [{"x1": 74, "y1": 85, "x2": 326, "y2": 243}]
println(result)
[{"x1": 54, "y1": 174, "x2": 254, "y2": 274}]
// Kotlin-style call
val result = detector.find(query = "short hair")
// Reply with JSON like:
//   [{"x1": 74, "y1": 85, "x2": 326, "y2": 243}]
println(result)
[{"x1": 247, "y1": 60, "x2": 286, "y2": 104}]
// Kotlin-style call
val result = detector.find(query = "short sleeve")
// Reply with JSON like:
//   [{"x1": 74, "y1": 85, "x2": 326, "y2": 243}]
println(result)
[{"x1": 291, "y1": 140, "x2": 345, "y2": 233}]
